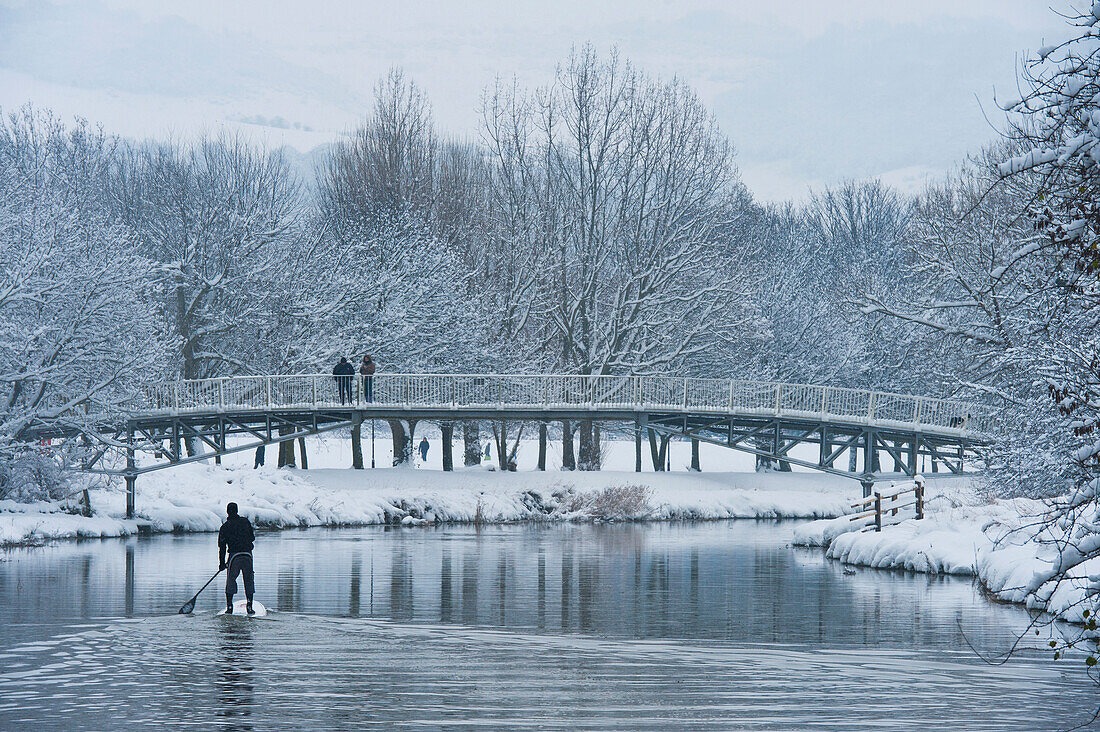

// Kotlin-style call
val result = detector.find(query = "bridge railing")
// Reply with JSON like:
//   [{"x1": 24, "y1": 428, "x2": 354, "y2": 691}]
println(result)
[{"x1": 138, "y1": 374, "x2": 993, "y2": 436}]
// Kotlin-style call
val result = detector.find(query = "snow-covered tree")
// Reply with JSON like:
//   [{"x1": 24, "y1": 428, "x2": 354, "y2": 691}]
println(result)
[
  {"x1": 0, "y1": 107, "x2": 158, "y2": 498},
  {"x1": 980, "y1": 1, "x2": 1100, "y2": 678},
  {"x1": 314, "y1": 70, "x2": 484, "y2": 373},
  {"x1": 481, "y1": 47, "x2": 757, "y2": 467},
  {"x1": 113, "y1": 134, "x2": 305, "y2": 381}
]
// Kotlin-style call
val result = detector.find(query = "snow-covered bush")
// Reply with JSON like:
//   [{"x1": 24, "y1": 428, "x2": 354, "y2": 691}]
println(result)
[
  {"x1": 0, "y1": 451, "x2": 70, "y2": 503},
  {"x1": 563, "y1": 484, "x2": 652, "y2": 521}
]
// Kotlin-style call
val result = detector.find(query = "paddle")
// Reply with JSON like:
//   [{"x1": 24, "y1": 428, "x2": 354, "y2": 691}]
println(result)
[{"x1": 178, "y1": 569, "x2": 222, "y2": 614}]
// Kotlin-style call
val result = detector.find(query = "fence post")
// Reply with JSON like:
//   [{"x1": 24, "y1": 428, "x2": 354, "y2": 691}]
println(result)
[
  {"x1": 218, "y1": 378, "x2": 224, "y2": 410},
  {"x1": 265, "y1": 377, "x2": 272, "y2": 408},
  {"x1": 728, "y1": 380, "x2": 735, "y2": 412},
  {"x1": 868, "y1": 391, "x2": 877, "y2": 421},
  {"x1": 682, "y1": 377, "x2": 688, "y2": 409},
  {"x1": 915, "y1": 482, "x2": 924, "y2": 520},
  {"x1": 914, "y1": 398, "x2": 923, "y2": 427},
  {"x1": 774, "y1": 384, "x2": 783, "y2": 414},
  {"x1": 312, "y1": 376, "x2": 318, "y2": 407},
  {"x1": 451, "y1": 375, "x2": 457, "y2": 407},
  {"x1": 874, "y1": 491, "x2": 882, "y2": 532},
  {"x1": 820, "y1": 387, "x2": 828, "y2": 416}
]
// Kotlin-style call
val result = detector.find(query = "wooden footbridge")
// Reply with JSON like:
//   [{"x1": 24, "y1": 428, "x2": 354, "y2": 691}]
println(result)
[{"x1": 26, "y1": 373, "x2": 992, "y2": 518}]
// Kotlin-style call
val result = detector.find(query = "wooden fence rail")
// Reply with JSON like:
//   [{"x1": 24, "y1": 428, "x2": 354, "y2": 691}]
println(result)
[{"x1": 849, "y1": 480, "x2": 925, "y2": 532}]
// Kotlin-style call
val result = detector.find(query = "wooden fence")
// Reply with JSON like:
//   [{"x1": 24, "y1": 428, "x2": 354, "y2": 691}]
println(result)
[{"x1": 849, "y1": 481, "x2": 925, "y2": 532}]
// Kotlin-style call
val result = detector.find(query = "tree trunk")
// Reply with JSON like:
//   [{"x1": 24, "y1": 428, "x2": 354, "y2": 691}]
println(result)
[
  {"x1": 561, "y1": 420, "x2": 576, "y2": 470},
  {"x1": 298, "y1": 437, "x2": 308, "y2": 469},
  {"x1": 494, "y1": 422, "x2": 509, "y2": 470},
  {"x1": 389, "y1": 419, "x2": 409, "y2": 466},
  {"x1": 442, "y1": 422, "x2": 454, "y2": 471},
  {"x1": 578, "y1": 420, "x2": 598, "y2": 471},
  {"x1": 351, "y1": 413, "x2": 363, "y2": 469},
  {"x1": 278, "y1": 425, "x2": 296, "y2": 468},
  {"x1": 463, "y1": 421, "x2": 480, "y2": 466},
  {"x1": 648, "y1": 429, "x2": 670, "y2": 471},
  {"x1": 537, "y1": 423, "x2": 547, "y2": 471}
]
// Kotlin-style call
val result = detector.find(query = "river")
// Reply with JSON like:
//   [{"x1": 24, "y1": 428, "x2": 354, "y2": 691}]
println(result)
[{"x1": 0, "y1": 521, "x2": 1094, "y2": 730}]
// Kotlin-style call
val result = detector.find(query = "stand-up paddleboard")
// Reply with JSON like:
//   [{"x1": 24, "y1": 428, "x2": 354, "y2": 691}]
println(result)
[{"x1": 217, "y1": 600, "x2": 268, "y2": 617}]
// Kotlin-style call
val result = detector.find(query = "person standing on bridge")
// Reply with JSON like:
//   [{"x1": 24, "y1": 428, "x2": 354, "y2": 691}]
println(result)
[
  {"x1": 359, "y1": 354, "x2": 376, "y2": 403},
  {"x1": 333, "y1": 357, "x2": 354, "y2": 404},
  {"x1": 218, "y1": 502, "x2": 256, "y2": 615},
  {"x1": 418, "y1": 436, "x2": 429, "y2": 463}
]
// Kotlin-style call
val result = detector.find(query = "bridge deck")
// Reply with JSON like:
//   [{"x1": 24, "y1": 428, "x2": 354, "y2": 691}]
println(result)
[{"x1": 133, "y1": 373, "x2": 991, "y2": 440}]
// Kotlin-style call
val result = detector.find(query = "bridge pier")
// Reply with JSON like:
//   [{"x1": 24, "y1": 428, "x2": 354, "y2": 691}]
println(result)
[
  {"x1": 690, "y1": 438, "x2": 700, "y2": 472},
  {"x1": 635, "y1": 414, "x2": 646, "y2": 473},
  {"x1": 441, "y1": 422, "x2": 454, "y2": 471},
  {"x1": 125, "y1": 425, "x2": 136, "y2": 519}
]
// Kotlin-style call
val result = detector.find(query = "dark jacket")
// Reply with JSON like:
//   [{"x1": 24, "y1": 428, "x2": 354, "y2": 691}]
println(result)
[
  {"x1": 359, "y1": 359, "x2": 376, "y2": 376},
  {"x1": 333, "y1": 361, "x2": 354, "y2": 377},
  {"x1": 218, "y1": 515, "x2": 255, "y2": 555}
]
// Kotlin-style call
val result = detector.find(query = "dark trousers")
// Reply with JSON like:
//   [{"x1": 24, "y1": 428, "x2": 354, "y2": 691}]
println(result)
[
  {"x1": 226, "y1": 553, "x2": 255, "y2": 601},
  {"x1": 363, "y1": 376, "x2": 373, "y2": 403},
  {"x1": 337, "y1": 376, "x2": 352, "y2": 404}
]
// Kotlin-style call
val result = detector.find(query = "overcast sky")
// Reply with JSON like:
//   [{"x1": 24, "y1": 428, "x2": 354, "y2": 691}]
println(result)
[{"x1": 0, "y1": 0, "x2": 1072, "y2": 202}]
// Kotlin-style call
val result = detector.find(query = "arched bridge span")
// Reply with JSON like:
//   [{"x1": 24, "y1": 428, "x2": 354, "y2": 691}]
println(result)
[{"x1": 29, "y1": 373, "x2": 992, "y2": 518}]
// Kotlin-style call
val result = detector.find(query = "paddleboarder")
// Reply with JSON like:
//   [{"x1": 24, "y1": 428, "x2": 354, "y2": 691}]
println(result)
[{"x1": 218, "y1": 502, "x2": 256, "y2": 615}]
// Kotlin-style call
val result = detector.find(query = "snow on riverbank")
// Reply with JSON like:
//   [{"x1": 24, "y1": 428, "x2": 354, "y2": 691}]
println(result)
[
  {"x1": 0, "y1": 463, "x2": 859, "y2": 546},
  {"x1": 793, "y1": 478, "x2": 1099, "y2": 622}
]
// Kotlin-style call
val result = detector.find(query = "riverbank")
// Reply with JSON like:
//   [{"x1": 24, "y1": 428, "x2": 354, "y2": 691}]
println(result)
[
  {"x1": 0, "y1": 464, "x2": 862, "y2": 546},
  {"x1": 792, "y1": 480, "x2": 1097, "y2": 622}
]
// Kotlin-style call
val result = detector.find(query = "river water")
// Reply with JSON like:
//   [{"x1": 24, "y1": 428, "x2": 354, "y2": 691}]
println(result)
[{"x1": 0, "y1": 521, "x2": 1094, "y2": 730}]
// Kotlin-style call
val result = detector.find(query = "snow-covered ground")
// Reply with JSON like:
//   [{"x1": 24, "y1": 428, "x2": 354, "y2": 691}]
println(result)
[
  {"x1": 793, "y1": 479, "x2": 1098, "y2": 623},
  {"x1": 1, "y1": 437, "x2": 861, "y2": 546}
]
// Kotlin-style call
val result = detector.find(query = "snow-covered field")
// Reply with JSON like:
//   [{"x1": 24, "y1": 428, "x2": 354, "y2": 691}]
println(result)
[
  {"x1": 793, "y1": 479, "x2": 1098, "y2": 622},
  {"x1": 1, "y1": 437, "x2": 860, "y2": 546}
]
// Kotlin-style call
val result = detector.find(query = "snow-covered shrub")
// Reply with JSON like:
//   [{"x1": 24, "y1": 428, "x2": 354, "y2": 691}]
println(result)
[
  {"x1": 0, "y1": 452, "x2": 71, "y2": 503},
  {"x1": 564, "y1": 484, "x2": 652, "y2": 521}
]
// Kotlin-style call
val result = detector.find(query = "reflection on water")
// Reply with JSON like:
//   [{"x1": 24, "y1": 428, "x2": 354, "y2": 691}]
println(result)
[
  {"x1": 0, "y1": 521, "x2": 1095, "y2": 730},
  {"x1": 0, "y1": 521, "x2": 1061, "y2": 647},
  {"x1": 216, "y1": 621, "x2": 255, "y2": 732}
]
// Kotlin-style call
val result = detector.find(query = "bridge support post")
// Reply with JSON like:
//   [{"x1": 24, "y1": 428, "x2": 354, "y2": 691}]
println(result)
[
  {"x1": 125, "y1": 425, "x2": 136, "y2": 519},
  {"x1": 690, "y1": 438, "x2": 700, "y2": 472},
  {"x1": 861, "y1": 480, "x2": 873, "y2": 499},
  {"x1": 441, "y1": 422, "x2": 454, "y2": 471},
  {"x1": 635, "y1": 414, "x2": 647, "y2": 473},
  {"x1": 537, "y1": 423, "x2": 548, "y2": 471},
  {"x1": 214, "y1": 419, "x2": 225, "y2": 466},
  {"x1": 351, "y1": 412, "x2": 363, "y2": 470}
]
